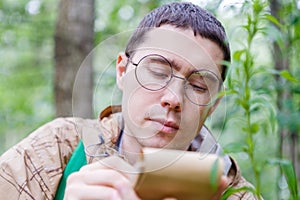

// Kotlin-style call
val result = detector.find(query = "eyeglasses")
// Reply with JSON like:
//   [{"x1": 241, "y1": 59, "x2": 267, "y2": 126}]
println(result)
[{"x1": 128, "y1": 54, "x2": 223, "y2": 106}]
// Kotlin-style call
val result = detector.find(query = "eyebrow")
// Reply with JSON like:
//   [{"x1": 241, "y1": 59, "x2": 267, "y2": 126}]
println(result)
[
  {"x1": 194, "y1": 71, "x2": 219, "y2": 83},
  {"x1": 167, "y1": 57, "x2": 201, "y2": 78},
  {"x1": 148, "y1": 56, "x2": 169, "y2": 65},
  {"x1": 167, "y1": 58, "x2": 182, "y2": 72},
  {"x1": 147, "y1": 56, "x2": 182, "y2": 71},
  {"x1": 148, "y1": 55, "x2": 200, "y2": 76}
]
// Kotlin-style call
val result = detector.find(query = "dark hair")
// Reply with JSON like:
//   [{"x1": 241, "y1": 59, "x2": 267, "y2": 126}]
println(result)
[{"x1": 125, "y1": 2, "x2": 230, "y2": 81}]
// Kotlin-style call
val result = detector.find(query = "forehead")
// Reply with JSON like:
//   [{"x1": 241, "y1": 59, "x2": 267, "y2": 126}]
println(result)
[{"x1": 133, "y1": 26, "x2": 223, "y2": 76}]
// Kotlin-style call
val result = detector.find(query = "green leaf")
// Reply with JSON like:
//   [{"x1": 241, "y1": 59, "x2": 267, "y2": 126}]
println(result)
[
  {"x1": 224, "y1": 143, "x2": 248, "y2": 153},
  {"x1": 264, "y1": 14, "x2": 283, "y2": 29},
  {"x1": 233, "y1": 50, "x2": 245, "y2": 61},
  {"x1": 210, "y1": 158, "x2": 220, "y2": 191},
  {"x1": 280, "y1": 70, "x2": 299, "y2": 83},
  {"x1": 222, "y1": 89, "x2": 238, "y2": 96},
  {"x1": 250, "y1": 123, "x2": 260, "y2": 134},
  {"x1": 222, "y1": 186, "x2": 257, "y2": 199},
  {"x1": 253, "y1": 0, "x2": 264, "y2": 14},
  {"x1": 236, "y1": 99, "x2": 249, "y2": 110}
]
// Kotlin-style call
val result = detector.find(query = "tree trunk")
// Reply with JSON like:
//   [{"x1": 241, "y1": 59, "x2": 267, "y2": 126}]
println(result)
[
  {"x1": 54, "y1": 0, "x2": 94, "y2": 118},
  {"x1": 291, "y1": 132, "x2": 299, "y2": 178}
]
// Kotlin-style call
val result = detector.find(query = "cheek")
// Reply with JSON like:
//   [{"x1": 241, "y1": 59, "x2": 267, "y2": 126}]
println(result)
[
  {"x1": 180, "y1": 106, "x2": 206, "y2": 135},
  {"x1": 122, "y1": 89, "x2": 144, "y2": 121},
  {"x1": 121, "y1": 71, "x2": 162, "y2": 119},
  {"x1": 122, "y1": 87, "x2": 162, "y2": 139},
  {"x1": 121, "y1": 73, "x2": 144, "y2": 114},
  {"x1": 124, "y1": 92, "x2": 145, "y2": 116},
  {"x1": 121, "y1": 82, "x2": 157, "y2": 126}
]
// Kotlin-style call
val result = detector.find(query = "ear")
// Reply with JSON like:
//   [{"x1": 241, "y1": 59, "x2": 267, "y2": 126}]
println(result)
[{"x1": 116, "y1": 52, "x2": 128, "y2": 91}]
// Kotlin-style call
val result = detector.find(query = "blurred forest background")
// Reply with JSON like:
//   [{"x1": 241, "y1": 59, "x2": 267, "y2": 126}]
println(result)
[{"x1": 0, "y1": 0, "x2": 299, "y2": 199}]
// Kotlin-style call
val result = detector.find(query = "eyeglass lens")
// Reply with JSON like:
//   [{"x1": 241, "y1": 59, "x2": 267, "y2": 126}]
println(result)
[{"x1": 134, "y1": 54, "x2": 222, "y2": 106}]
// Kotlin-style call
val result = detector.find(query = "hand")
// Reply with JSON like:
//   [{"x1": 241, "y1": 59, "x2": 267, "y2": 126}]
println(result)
[
  {"x1": 64, "y1": 156, "x2": 140, "y2": 200},
  {"x1": 211, "y1": 175, "x2": 230, "y2": 200}
]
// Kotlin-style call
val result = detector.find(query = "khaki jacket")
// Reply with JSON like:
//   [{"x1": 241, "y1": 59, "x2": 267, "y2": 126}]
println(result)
[{"x1": 0, "y1": 106, "x2": 258, "y2": 199}]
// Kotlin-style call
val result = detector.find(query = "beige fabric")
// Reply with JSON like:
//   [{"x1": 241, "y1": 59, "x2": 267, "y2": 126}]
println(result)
[
  {"x1": 0, "y1": 118, "x2": 100, "y2": 200},
  {"x1": 0, "y1": 106, "x2": 259, "y2": 199}
]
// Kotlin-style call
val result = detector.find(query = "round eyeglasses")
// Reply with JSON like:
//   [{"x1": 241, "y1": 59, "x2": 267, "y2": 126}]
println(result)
[{"x1": 128, "y1": 54, "x2": 223, "y2": 106}]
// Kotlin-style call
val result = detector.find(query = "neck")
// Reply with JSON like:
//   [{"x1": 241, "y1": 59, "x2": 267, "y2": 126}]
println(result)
[{"x1": 121, "y1": 132, "x2": 143, "y2": 165}]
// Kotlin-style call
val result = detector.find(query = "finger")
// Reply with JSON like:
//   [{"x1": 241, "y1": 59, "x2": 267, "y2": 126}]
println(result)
[
  {"x1": 68, "y1": 169, "x2": 140, "y2": 200},
  {"x1": 211, "y1": 176, "x2": 229, "y2": 200},
  {"x1": 79, "y1": 156, "x2": 139, "y2": 184},
  {"x1": 79, "y1": 160, "x2": 106, "y2": 171},
  {"x1": 64, "y1": 184, "x2": 122, "y2": 200},
  {"x1": 83, "y1": 169, "x2": 140, "y2": 200},
  {"x1": 80, "y1": 156, "x2": 137, "y2": 174},
  {"x1": 218, "y1": 176, "x2": 229, "y2": 191},
  {"x1": 68, "y1": 169, "x2": 129, "y2": 186}
]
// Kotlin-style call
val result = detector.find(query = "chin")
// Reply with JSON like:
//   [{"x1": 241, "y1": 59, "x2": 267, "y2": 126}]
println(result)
[
  {"x1": 143, "y1": 140, "x2": 187, "y2": 150},
  {"x1": 138, "y1": 138, "x2": 170, "y2": 149}
]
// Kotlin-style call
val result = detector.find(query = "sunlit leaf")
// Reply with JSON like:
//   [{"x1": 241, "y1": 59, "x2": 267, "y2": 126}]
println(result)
[
  {"x1": 224, "y1": 143, "x2": 248, "y2": 153},
  {"x1": 210, "y1": 158, "x2": 220, "y2": 191},
  {"x1": 250, "y1": 123, "x2": 260, "y2": 134},
  {"x1": 264, "y1": 14, "x2": 283, "y2": 29},
  {"x1": 222, "y1": 186, "x2": 257, "y2": 199},
  {"x1": 233, "y1": 50, "x2": 246, "y2": 61},
  {"x1": 280, "y1": 70, "x2": 299, "y2": 83}
]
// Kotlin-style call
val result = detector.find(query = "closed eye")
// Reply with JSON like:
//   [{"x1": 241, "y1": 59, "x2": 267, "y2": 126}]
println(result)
[
  {"x1": 150, "y1": 70, "x2": 169, "y2": 79},
  {"x1": 190, "y1": 83, "x2": 207, "y2": 93}
]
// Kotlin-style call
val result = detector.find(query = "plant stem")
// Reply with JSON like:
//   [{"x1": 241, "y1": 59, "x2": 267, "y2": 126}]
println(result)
[{"x1": 243, "y1": 2, "x2": 263, "y2": 198}]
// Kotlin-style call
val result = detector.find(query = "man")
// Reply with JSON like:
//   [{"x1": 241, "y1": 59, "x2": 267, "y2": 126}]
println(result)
[{"x1": 0, "y1": 2, "x2": 258, "y2": 199}]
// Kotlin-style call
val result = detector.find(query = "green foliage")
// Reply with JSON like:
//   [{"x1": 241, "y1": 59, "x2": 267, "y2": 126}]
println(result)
[
  {"x1": 222, "y1": 0, "x2": 285, "y2": 198},
  {"x1": 222, "y1": 186, "x2": 256, "y2": 199},
  {"x1": 0, "y1": 0, "x2": 56, "y2": 153},
  {"x1": 279, "y1": 70, "x2": 299, "y2": 83},
  {"x1": 210, "y1": 158, "x2": 221, "y2": 191},
  {"x1": 220, "y1": 0, "x2": 300, "y2": 199},
  {"x1": 94, "y1": 0, "x2": 169, "y2": 45}
]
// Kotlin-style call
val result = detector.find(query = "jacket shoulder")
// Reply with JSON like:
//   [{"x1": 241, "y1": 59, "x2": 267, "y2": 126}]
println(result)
[{"x1": 0, "y1": 117, "x2": 98, "y2": 199}]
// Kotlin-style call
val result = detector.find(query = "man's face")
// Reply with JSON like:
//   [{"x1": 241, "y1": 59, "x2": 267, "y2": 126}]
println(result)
[{"x1": 117, "y1": 25, "x2": 224, "y2": 151}]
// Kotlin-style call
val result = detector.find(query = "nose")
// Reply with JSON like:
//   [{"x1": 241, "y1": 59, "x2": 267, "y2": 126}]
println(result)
[{"x1": 160, "y1": 79, "x2": 184, "y2": 112}]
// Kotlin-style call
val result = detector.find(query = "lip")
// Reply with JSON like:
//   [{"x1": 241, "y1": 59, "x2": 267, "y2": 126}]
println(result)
[{"x1": 149, "y1": 118, "x2": 179, "y2": 134}]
